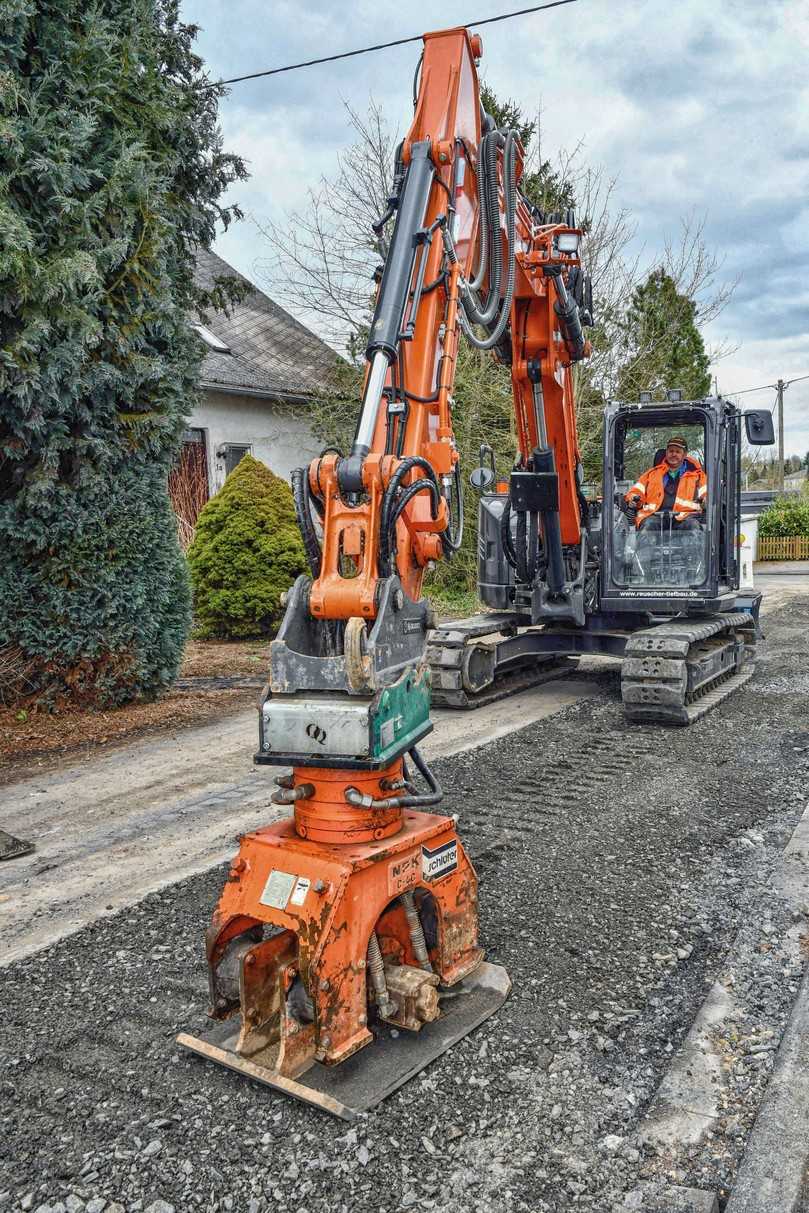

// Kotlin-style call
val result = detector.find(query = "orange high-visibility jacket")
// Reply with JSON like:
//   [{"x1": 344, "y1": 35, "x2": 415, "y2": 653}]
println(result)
[{"x1": 625, "y1": 457, "x2": 707, "y2": 527}]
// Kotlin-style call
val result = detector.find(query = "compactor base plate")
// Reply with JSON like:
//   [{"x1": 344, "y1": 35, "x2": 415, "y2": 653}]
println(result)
[{"x1": 177, "y1": 960, "x2": 510, "y2": 1120}]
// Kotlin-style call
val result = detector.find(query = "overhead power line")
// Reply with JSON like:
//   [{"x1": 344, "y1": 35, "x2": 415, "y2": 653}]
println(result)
[
  {"x1": 209, "y1": 0, "x2": 578, "y2": 89},
  {"x1": 728, "y1": 371, "x2": 809, "y2": 397}
]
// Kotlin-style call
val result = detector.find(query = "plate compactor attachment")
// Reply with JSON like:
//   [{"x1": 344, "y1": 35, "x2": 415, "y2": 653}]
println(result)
[
  {"x1": 178, "y1": 752, "x2": 510, "y2": 1118},
  {"x1": 179, "y1": 22, "x2": 539, "y2": 1112}
]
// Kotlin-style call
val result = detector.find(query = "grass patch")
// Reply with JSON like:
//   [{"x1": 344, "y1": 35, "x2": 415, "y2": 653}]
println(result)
[{"x1": 426, "y1": 586, "x2": 481, "y2": 620}]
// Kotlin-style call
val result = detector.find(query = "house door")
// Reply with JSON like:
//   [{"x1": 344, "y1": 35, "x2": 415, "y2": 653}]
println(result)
[{"x1": 169, "y1": 429, "x2": 210, "y2": 550}]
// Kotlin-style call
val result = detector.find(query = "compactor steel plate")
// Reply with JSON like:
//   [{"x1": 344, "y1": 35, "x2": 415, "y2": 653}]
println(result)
[{"x1": 177, "y1": 961, "x2": 510, "y2": 1119}]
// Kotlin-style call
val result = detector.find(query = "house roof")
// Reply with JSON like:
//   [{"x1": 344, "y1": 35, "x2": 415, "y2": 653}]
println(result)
[{"x1": 193, "y1": 248, "x2": 341, "y2": 400}]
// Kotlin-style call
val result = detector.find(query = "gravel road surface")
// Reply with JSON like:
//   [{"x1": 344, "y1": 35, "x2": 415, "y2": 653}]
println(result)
[
  {"x1": 0, "y1": 675, "x2": 597, "y2": 965},
  {"x1": 2, "y1": 592, "x2": 808, "y2": 1213}
]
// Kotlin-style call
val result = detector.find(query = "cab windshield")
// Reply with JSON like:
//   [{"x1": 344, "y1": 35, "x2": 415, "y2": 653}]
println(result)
[{"x1": 612, "y1": 420, "x2": 708, "y2": 589}]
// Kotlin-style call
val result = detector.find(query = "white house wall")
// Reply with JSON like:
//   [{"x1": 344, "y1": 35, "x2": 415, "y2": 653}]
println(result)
[{"x1": 191, "y1": 390, "x2": 322, "y2": 494}]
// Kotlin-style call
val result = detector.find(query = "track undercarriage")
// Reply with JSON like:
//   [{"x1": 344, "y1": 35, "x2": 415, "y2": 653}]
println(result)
[
  {"x1": 428, "y1": 610, "x2": 757, "y2": 725},
  {"x1": 620, "y1": 611, "x2": 756, "y2": 724},
  {"x1": 427, "y1": 614, "x2": 578, "y2": 708}
]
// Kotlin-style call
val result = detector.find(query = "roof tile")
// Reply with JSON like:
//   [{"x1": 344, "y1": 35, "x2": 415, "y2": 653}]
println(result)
[{"x1": 193, "y1": 248, "x2": 341, "y2": 399}]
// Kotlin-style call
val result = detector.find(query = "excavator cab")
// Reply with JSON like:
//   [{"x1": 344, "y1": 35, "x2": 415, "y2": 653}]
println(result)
[
  {"x1": 600, "y1": 396, "x2": 771, "y2": 616},
  {"x1": 609, "y1": 415, "x2": 708, "y2": 594}
]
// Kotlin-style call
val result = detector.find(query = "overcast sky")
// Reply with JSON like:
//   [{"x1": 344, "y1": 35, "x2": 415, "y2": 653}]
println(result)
[{"x1": 184, "y1": 0, "x2": 809, "y2": 457}]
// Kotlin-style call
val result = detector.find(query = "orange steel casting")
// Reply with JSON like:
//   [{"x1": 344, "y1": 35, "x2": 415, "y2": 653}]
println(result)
[
  {"x1": 292, "y1": 761, "x2": 404, "y2": 845},
  {"x1": 207, "y1": 809, "x2": 483, "y2": 1070}
]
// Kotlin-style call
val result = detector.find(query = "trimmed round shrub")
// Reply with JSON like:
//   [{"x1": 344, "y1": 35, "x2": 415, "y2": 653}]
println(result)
[
  {"x1": 188, "y1": 455, "x2": 308, "y2": 638},
  {"x1": 759, "y1": 496, "x2": 809, "y2": 538}
]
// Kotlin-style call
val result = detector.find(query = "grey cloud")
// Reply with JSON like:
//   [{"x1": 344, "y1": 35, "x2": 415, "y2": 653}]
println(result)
[{"x1": 187, "y1": 0, "x2": 809, "y2": 440}]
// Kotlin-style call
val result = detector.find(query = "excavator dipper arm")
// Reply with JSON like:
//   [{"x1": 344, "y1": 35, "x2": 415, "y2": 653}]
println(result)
[{"x1": 179, "y1": 25, "x2": 592, "y2": 1115}]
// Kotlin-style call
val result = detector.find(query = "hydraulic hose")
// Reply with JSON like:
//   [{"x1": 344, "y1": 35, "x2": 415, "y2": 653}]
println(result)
[
  {"x1": 379, "y1": 478, "x2": 440, "y2": 577},
  {"x1": 459, "y1": 131, "x2": 519, "y2": 350},
  {"x1": 401, "y1": 890, "x2": 433, "y2": 972},
  {"x1": 441, "y1": 462, "x2": 465, "y2": 555},
  {"x1": 367, "y1": 932, "x2": 396, "y2": 1018},
  {"x1": 502, "y1": 485, "x2": 541, "y2": 583},
  {"x1": 460, "y1": 132, "x2": 504, "y2": 326},
  {"x1": 466, "y1": 132, "x2": 494, "y2": 295},
  {"x1": 465, "y1": 143, "x2": 488, "y2": 293},
  {"x1": 500, "y1": 497, "x2": 519, "y2": 571},
  {"x1": 515, "y1": 502, "x2": 542, "y2": 584},
  {"x1": 546, "y1": 266, "x2": 587, "y2": 362},
  {"x1": 378, "y1": 456, "x2": 440, "y2": 576},
  {"x1": 408, "y1": 745, "x2": 443, "y2": 803},
  {"x1": 291, "y1": 467, "x2": 322, "y2": 578},
  {"x1": 344, "y1": 745, "x2": 443, "y2": 810}
]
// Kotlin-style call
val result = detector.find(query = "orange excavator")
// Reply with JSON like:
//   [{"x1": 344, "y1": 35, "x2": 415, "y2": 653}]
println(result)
[{"x1": 179, "y1": 23, "x2": 773, "y2": 1115}]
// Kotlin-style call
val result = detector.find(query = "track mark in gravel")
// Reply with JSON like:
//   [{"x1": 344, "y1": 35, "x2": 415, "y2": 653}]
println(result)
[{"x1": 457, "y1": 730, "x2": 654, "y2": 839}]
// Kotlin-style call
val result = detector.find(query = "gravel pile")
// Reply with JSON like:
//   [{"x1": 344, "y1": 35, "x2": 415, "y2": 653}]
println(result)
[{"x1": 2, "y1": 597, "x2": 808, "y2": 1213}]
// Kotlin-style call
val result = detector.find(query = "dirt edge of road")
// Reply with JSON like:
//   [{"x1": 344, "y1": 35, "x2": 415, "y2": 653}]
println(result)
[{"x1": 0, "y1": 686, "x2": 257, "y2": 787}]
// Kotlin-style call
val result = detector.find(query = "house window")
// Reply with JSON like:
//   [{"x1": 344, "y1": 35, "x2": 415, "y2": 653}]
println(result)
[
  {"x1": 191, "y1": 323, "x2": 231, "y2": 354},
  {"x1": 224, "y1": 443, "x2": 251, "y2": 476}
]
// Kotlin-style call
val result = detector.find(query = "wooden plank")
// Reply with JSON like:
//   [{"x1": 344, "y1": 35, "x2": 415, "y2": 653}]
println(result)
[{"x1": 176, "y1": 1032, "x2": 354, "y2": 1119}]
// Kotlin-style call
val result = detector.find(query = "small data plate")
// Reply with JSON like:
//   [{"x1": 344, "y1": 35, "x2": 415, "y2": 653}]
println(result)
[
  {"x1": 259, "y1": 869, "x2": 297, "y2": 910},
  {"x1": 177, "y1": 961, "x2": 511, "y2": 1120}
]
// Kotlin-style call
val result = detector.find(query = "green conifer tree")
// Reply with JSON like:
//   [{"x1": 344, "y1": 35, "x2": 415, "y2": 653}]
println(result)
[
  {"x1": 187, "y1": 456, "x2": 308, "y2": 639},
  {"x1": 617, "y1": 268, "x2": 712, "y2": 402},
  {"x1": 0, "y1": 0, "x2": 246, "y2": 705},
  {"x1": 479, "y1": 84, "x2": 575, "y2": 215}
]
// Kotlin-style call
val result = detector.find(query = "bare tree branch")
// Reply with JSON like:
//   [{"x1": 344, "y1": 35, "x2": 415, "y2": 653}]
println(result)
[{"x1": 253, "y1": 98, "x2": 398, "y2": 353}]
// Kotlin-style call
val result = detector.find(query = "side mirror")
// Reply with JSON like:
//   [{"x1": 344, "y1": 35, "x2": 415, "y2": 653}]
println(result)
[
  {"x1": 744, "y1": 410, "x2": 775, "y2": 445},
  {"x1": 469, "y1": 465, "x2": 495, "y2": 491}
]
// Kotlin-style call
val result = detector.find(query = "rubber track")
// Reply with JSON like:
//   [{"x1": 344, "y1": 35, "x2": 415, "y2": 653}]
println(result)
[
  {"x1": 621, "y1": 612, "x2": 756, "y2": 725},
  {"x1": 429, "y1": 656, "x2": 575, "y2": 710}
]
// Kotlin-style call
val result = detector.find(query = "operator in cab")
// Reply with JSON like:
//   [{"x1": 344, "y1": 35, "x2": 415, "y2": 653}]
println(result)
[{"x1": 625, "y1": 436, "x2": 707, "y2": 530}]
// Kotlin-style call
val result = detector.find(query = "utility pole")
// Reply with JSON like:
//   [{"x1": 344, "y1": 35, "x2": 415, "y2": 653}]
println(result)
[{"x1": 777, "y1": 378, "x2": 785, "y2": 493}]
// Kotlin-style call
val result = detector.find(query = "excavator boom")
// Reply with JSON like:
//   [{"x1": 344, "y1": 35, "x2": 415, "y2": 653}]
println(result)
[{"x1": 179, "y1": 24, "x2": 595, "y2": 1115}]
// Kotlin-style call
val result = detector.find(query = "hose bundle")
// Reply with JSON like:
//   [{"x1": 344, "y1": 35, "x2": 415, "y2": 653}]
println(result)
[
  {"x1": 378, "y1": 456, "x2": 441, "y2": 578},
  {"x1": 443, "y1": 128, "x2": 520, "y2": 352},
  {"x1": 501, "y1": 494, "x2": 542, "y2": 584},
  {"x1": 291, "y1": 467, "x2": 322, "y2": 578}
]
